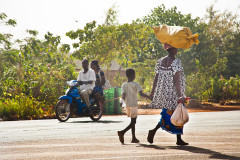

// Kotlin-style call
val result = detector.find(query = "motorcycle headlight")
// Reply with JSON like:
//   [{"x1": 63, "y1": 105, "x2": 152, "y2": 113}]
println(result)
[{"x1": 66, "y1": 80, "x2": 77, "y2": 86}]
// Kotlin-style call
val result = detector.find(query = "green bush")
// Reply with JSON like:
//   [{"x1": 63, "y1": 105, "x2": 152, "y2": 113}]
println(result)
[
  {"x1": 200, "y1": 75, "x2": 240, "y2": 102},
  {"x1": 0, "y1": 94, "x2": 47, "y2": 120}
]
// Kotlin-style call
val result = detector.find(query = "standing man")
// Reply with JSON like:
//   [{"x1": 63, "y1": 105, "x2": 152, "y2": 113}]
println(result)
[{"x1": 77, "y1": 59, "x2": 96, "y2": 115}]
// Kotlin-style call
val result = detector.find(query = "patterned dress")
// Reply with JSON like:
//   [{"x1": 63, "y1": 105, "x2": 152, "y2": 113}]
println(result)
[
  {"x1": 151, "y1": 57, "x2": 186, "y2": 134},
  {"x1": 151, "y1": 57, "x2": 185, "y2": 110}
]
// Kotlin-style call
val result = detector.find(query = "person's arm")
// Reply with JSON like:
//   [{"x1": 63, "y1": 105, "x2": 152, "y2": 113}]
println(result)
[
  {"x1": 122, "y1": 93, "x2": 126, "y2": 101},
  {"x1": 77, "y1": 81, "x2": 84, "y2": 85},
  {"x1": 137, "y1": 83, "x2": 150, "y2": 99},
  {"x1": 85, "y1": 81, "x2": 93, "y2": 84},
  {"x1": 77, "y1": 71, "x2": 82, "y2": 85},
  {"x1": 149, "y1": 73, "x2": 159, "y2": 100},
  {"x1": 139, "y1": 91, "x2": 150, "y2": 99},
  {"x1": 174, "y1": 71, "x2": 186, "y2": 103},
  {"x1": 99, "y1": 76, "x2": 106, "y2": 86},
  {"x1": 78, "y1": 81, "x2": 93, "y2": 85},
  {"x1": 121, "y1": 84, "x2": 126, "y2": 107},
  {"x1": 97, "y1": 70, "x2": 106, "y2": 86}
]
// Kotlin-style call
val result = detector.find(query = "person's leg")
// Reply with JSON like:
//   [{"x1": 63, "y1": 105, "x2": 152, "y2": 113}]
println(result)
[
  {"x1": 129, "y1": 107, "x2": 139, "y2": 143},
  {"x1": 131, "y1": 118, "x2": 139, "y2": 143},
  {"x1": 176, "y1": 134, "x2": 188, "y2": 145},
  {"x1": 153, "y1": 123, "x2": 161, "y2": 132},
  {"x1": 118, "y1": 107, "x2": 137, "y2": 144},
  {"x1": 118, "y1": 118, "x2": 135, "y2": 143},
  {"x1": 95, "y1": 92, "x2": 105, "y2": 106},
  {"x1": 131, "y1": 118, "x2": 136, "y2": 139},
  {"x1": 123, "y1": 118, "x2": 136, "y2": 133},
  {"x1": 147, "y1": 123, "x2": 161, "y2": 144},
  {"x1": 80, "y1": 89, "x2": 92, "y2": 107},
  {"x1": 117, "y1": 121, "x2": 131, "y2": 144},
  {"x1": 80, "y1": 89, "x2": 93, "y2": 115}
]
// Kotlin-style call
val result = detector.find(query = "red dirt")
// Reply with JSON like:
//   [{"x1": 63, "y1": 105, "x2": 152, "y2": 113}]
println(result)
[{"x1": 137, "y1": 104, "x2": 240, "y2": 115}]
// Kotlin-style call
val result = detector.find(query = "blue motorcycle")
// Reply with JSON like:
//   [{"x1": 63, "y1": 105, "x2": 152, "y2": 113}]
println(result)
[{"x1": 55, "y1": 80, "x2": 103, "y2": 122}]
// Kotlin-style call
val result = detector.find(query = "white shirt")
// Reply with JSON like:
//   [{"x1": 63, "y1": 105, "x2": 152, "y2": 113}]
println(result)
[
  {"x1": 77, "y1": 69, "x2": 96, "y2": 91},
  {"x1": 121, "y1": 81, "x2": 142, "y2": 107}
]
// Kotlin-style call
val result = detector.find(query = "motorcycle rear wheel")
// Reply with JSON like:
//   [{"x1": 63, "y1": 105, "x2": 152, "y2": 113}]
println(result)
[
  {"x1": 55, "y1": 100, "x2": 71, "y2": 122},
  {"x1": 90, "y1": 102, "x2": 103, "y2": 121}
]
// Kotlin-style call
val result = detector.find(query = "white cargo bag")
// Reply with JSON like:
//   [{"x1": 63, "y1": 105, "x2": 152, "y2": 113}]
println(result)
[{"x1": 170, "y1": 103, "x2": 189, "y2": 126}]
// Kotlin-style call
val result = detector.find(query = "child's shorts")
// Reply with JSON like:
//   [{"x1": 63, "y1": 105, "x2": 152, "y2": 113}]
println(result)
[{"x1": 126, "y1": 106, "x2": 138, "y2": 118}]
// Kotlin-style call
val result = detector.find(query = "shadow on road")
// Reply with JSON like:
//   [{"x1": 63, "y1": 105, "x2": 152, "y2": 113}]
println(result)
[
  {"x1": 138, "y1": 144, "x2": 166, "y2": 150},
  {"x1": 139, "y1": 144, "x2": 239, "y2": 159},
  {"x1": 66, "y1": 120, "x2": 123, "y2": 123}
]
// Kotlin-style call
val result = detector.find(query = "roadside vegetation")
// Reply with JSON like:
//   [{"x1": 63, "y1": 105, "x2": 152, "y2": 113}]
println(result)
[{"x1": 0, "y1": 3, "x2": 239, "y2": 120}]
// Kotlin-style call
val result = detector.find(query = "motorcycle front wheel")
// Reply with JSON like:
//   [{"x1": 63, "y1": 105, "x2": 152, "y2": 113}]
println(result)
[
  {"x1": 55, "y1": 100, "x2": 71, "y2": 122},
  {"x1": 90, "y1": 102, "x2": 103, "y2": 121}
]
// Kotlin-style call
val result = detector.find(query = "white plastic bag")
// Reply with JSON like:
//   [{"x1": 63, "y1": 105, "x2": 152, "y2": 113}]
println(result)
[
  {"x1": 98, "y1": 70, "x2": 111, "y2": 90},
  {"x1": 170, "y1": 103, "x2": 189, "y2": 126},
  {"x1": 103, "y1": 79, "x2": 111, "y2": 90},
  {"x1": 119, "y1": 98, "x2": 126, "y2": 108}
]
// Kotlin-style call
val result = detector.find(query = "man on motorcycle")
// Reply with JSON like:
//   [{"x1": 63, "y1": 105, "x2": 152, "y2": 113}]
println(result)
[{"x1": 77, "y1": 59, "x2": 96, "y2": 115}]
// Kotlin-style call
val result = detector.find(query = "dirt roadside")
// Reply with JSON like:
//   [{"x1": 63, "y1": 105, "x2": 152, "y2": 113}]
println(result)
[{"x1": 137, "y1": 103, "x2": 240, "y2": 115}]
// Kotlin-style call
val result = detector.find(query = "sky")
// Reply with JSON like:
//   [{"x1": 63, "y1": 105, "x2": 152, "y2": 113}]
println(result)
[{"x1": 0, "y1": 0, "x2": 240, "y2": 47}]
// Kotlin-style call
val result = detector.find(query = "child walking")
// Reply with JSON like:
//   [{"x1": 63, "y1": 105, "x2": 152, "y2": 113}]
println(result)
[{"x1": 117, "y1": 68, "x2": 149, "y2": 144}]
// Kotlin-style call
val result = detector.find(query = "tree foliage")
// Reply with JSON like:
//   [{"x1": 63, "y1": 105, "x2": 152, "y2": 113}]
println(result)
[
  {"x1": 0, "y1": 3, "x2": 240, "y2": 120},
  {"x1": 139, "y1": 4, "x2": 240, "y2": 100},
  {"x1": 0, "y1": 17, "x2": 76, "y2": 120}
]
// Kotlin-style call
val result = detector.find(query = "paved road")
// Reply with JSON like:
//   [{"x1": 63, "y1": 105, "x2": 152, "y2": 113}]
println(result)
[{"x1": 1, "y1": 111, "x2": 240, "y2": 160}]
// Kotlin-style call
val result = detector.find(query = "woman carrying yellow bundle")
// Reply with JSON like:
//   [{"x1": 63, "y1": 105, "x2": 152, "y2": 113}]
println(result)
[{"x1": 147, "y1": 25, "x2": 199, "y2": 145}]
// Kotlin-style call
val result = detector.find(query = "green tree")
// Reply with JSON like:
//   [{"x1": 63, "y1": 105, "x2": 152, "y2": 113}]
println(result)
[
  {"x1": 66, "y1": 7, "x2": 155, "y2": 89},
  {"x1": 141, "y1": 4, "x2": 239, "y2": 100},
  {"x1": 0, "y1": 22, "x2": 76, "y2": 119},
  {"x1": 0, "y1": 13, "x2": 18, "y2": 75}
]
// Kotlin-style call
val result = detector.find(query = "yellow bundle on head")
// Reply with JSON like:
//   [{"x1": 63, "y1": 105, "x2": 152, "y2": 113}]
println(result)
[{"x1": 153, "y1": 25, "x2": 199, "y2": 49}]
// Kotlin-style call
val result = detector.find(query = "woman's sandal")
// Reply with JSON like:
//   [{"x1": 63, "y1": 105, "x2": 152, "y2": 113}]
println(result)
[
  {"x1": 117, "y1": 131, "x2": 124, "y2": 144},
  {"x1": 176, "y1": 140, "x2": 189, "y2": 146},
  {"x1": 147, "y1": 130, "x2": 156, "y2": 144}
]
